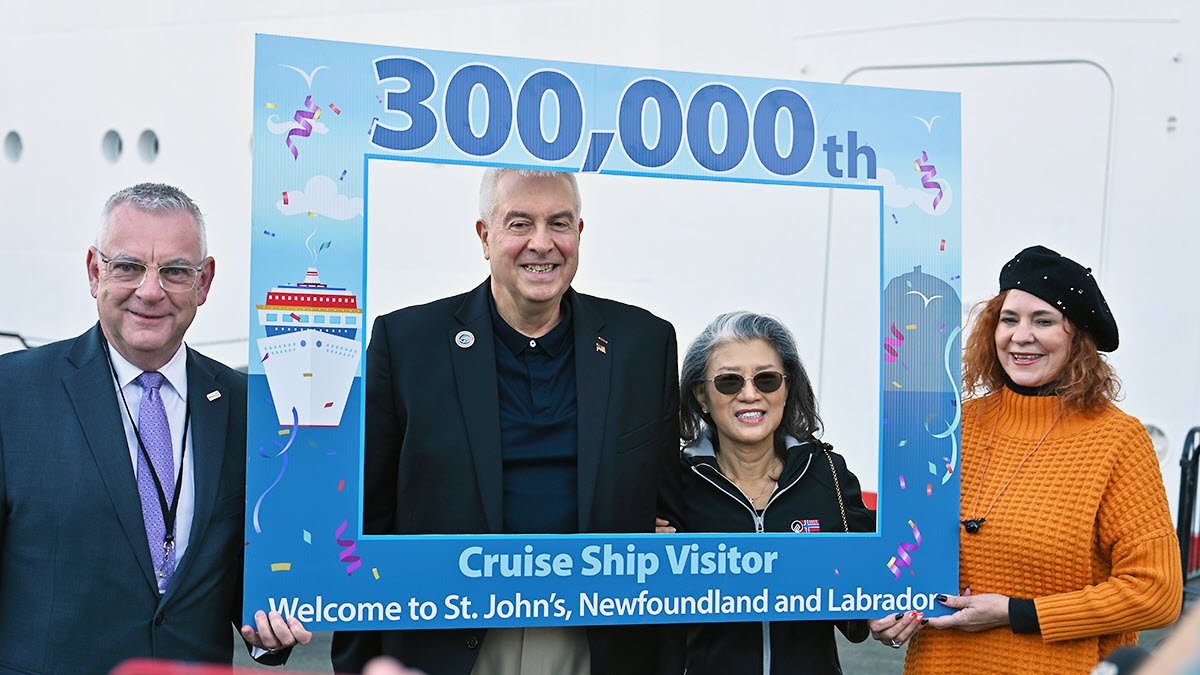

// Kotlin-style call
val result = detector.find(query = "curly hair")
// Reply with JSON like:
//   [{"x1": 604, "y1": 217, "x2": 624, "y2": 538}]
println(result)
[{"x1": 962, "y1": 290, "x2": 1120, "y2": 413}]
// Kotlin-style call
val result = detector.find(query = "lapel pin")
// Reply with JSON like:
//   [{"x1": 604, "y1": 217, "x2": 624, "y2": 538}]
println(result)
[
  {"x1": 207, "y1": 390, "x2": 222, "y2": 401},
  {"x1": 455, "y1": 330, "x2": 475, "y2": 349},
  {"x1": 595, "y1": 336, "x2": 608, "y2": 354}
]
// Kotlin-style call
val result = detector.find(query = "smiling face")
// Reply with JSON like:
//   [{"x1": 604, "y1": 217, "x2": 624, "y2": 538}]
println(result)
[
  {"x1": 87, "y1": 203, "x2": 215, "y2": 371},
  {"x1": 994, "y1": 289, "x2": 1075, "y2": 388},
  {"x1": 693, "y1": 338, "x2": 788, "y2": 457},
  {"x1": 477, "y1": 172, "x2": 582, "y2": 326}
]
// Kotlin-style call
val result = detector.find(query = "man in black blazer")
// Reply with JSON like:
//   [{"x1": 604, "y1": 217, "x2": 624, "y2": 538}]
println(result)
[
  {"x1": 333, "y1": 169, "x2": 681, "y2": 674},
  {"x1": 0, "y1": 183, "x2": 310, "y2": 674}
]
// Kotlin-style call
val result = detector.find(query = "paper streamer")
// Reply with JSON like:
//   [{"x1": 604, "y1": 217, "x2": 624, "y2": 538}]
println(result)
[
  {"x1": 899, "y1": 474, "x2": 907, "y2": 490},
  {"x1": 252, "y1": 407, "x2": 298, "y2": 534},
  {"x1": 913, "y1": 151, "x2": 944, "y2": 210},
  {"x1": 932, "y1": 325, "x2": 963, "y2": 484},
  {"x1": 886, "y1": 520, "x2": 922, "y2": 580},
  {"x1": 334, "y1": 519, "x2": 363, "y2": 576},
  {"x1": 285, "y1": 95, "x2": 319, "y2": 160},
  {"x1": 882, "y1": 323, "x2": 905, "y2": 362},
  {"x1": 329, "y1": 103, "x2": 341, "y2": 115}
]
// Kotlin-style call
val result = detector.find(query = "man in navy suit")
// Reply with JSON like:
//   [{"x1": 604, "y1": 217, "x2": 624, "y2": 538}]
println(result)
[
  {"x1": 0, "y1": 183, "x2": 311, "y2": 674},
  {"x1": 333, "y1": 169, "x2": 682, "y2": 674}
]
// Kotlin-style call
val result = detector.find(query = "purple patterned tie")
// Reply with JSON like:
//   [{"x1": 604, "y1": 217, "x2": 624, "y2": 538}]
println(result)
[{"x1": 135, "y1": 371, "x2": 176, "y2": 592}]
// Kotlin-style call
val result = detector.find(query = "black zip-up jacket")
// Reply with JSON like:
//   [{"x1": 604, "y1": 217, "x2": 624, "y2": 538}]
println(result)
[{"x1": 675, "y1": 434, "x2": 876, "y2": 675}]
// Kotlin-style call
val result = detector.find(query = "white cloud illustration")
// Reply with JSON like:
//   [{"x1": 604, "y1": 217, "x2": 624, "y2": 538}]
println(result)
[
  {"x1": 276, "y1": 175, "x2": 362, "y2": 221},
  {"x1": 873, "y1": 167, "x2": 953, "y2": 216}
]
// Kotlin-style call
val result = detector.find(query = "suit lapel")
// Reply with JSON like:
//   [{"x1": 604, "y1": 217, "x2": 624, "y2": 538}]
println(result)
[
  {"x1": 450, "y1": 282, "x2": 504, "y2": 533},
  {"x1": 64, "y1": 325, "x2": 159, "y2": 593},
  {"x1": 161, "y1": 350, "x2": 228, "y2": 603},
  {"x1": 572, "y1": 291, "x2": 610, "y2": 532}
]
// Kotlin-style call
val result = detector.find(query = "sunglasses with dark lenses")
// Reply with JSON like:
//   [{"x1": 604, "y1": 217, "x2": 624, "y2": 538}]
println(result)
[{"x1": 708, "y1": 371, "x2": 787, "y2": 395}]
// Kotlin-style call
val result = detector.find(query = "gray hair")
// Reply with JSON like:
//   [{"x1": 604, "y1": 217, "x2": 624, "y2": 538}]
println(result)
[
  {"x1": 98, "y1": 183, "x2": 208, "y2": 258},
  {"x1": 680, "y1": 312, "x2": 823, "y2": 456},
  {"x1": 478, "y1": 168, "x2": 581, "y2": 224}
]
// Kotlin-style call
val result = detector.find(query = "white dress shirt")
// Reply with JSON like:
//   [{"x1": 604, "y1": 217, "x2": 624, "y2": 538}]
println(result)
[{"x1": 106, "y1": 342, "x2": 197, "y2": 571}]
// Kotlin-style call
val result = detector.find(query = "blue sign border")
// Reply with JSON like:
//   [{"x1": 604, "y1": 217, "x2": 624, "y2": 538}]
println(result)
[{"x1": 246, "y1": 34, "x2": 961, "y2": 629}]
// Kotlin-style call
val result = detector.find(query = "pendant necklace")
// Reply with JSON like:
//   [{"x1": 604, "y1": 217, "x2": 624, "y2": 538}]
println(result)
[{"x1": 962, "y1": 407, "x2": 1062, "y2": 534}]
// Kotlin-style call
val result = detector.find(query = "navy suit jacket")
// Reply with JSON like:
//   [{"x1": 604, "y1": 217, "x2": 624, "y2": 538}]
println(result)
[
  {"x1": 0, "y1": 325, "x2": 270, "y2": 674},
  {"x1": 332, "y1": 282, "x2": 682, "y2": 675}
]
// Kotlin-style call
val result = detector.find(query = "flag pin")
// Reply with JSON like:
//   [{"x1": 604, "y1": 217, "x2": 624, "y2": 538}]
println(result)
[
  {"x1": 207, "y1": 390, "x2": 221, "y2": 401},
  {"x1": 596, "y1": 336, "x2": 608, "y2": 354}
]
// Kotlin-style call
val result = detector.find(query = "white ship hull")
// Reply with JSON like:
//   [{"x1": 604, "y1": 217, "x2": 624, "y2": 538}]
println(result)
[{"x1": 257, "y1": 329, "x2": 360, "y2": 427}]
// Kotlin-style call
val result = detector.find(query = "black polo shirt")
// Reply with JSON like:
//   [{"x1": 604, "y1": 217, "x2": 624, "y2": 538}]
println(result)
[{"x1": 489, "y1": 296, "x2": 579, "y2": 534}]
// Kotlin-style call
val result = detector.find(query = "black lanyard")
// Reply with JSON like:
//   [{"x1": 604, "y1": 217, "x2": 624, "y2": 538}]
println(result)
[{"x1": 102, "y1": 343, "x2": 189, "y2": 557}]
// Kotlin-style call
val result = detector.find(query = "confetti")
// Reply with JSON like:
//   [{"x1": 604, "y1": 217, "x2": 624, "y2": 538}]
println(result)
[
  {"x1": 939, "y1": 239, "x2": 946, "y2": 251},
  {"x1": 338, "y1": 479, "x2": 345, "y2": 491},
  {"x1": 318, "y1": 241, "x2": 331, "y2": 252},
  {"x1": 899, "y1": 474, "x2": 907, "y2": 489},
  {"x1": 302, "y1": 372, "x2": 313, "y2": 378},
  {"x1": 270, "y1": 562, "x2": 292, "y2": 572},
  {"x1": 313, "y1": 107, "x2": 323, "y2": 121},
  {"x1": 939, "y1": 322, "x2": 945, "y2": 332},
  {"x1": 891, "y1": 381, "x2": 903, "y2": 389},
  {"x1": 324, "y1": 402, "x2": 334, "y2": 408},
  {"x1": 886, "y1": 521, "x2": 922, "y2": 580},
  {"x1": 306, "y1": 211, "x2": 317, "y2": 217},
  {"x1": 950, "y1": 274, "x2": 961, "y2": 281},
  {"x1": 329, "y1": 103, "x2": 342, "y2": 115},
  {"x1": 290, "y1": 312, "x2": 302, "y2": 321},
  {"x1": 882, "y1": 323, "x2": 905, "y2": 362},
  {"x1": 334, "y1": 520, "x2": 363, "y2": 575},
  {"x1": 928, "y1": 461, "x2": 937, "y2": 475},
  {"x1": 302, "y1": 530, "x2": 312, "y2": 544},
  {"x1": 261, "y1": 353, "x2": 269, "y2": 362},
  {"x1": 282, "y1": 191, "x2": 289, "y2": 205},
  {"x1": 891, "y1": 214, "x2": 898, "y2": 223},
  {"x1": 926, "y1": 483, "x2": 932, "y2": 496},
  {"x1": 945, "y1": 462, "x2": 955, "y2": 475},
  {"x1": 834, "y1": 568, "x2": 840, "y2": 575},
  {"x1": 285, "y1": 96, "x2": 319, "y2": 160},
  {"x1": 905, "y1": 324, "x2": 917, "y2": 330},
  {"x1": 262, "y1": 230, "x2": 276, "y2": 237},
  {"x1": 372, "y1": 568, "x2": 380, "y2": 580},
  {"x1": 264, "y1": 102, "x2": 278, "y2": 109},
  {"x1": 898, "y1": 439, "x2": 907, "y2": 447},
  {"x1": 914, "y1": 151, "x2": 944, "y2": 210},
  {"x1": 252, "y1": 407, "x2": 298, "y2": 534},
  {"x1": 340, "y1": 169, "x2": 347, "y2": 180}
]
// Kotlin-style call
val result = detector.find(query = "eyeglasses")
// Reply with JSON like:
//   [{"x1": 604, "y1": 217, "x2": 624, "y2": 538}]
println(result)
[
  {"x1": 706, "y1": 371, "x2": 787, "y2": 395},
  {"x1": 94, "y1": 249, "x2": 205, "y2": 292}
]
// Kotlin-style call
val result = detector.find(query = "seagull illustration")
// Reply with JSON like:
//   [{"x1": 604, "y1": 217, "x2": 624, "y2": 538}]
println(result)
[
  {"x1": 913, "y1": 115, "x2": 941, "y2": 133},
  {"x1": 280, "y1": 64, "x2": 329, "y2": 89},
  {"x1": 905, "y1": 290, "x2": 943, "y2": 307}
]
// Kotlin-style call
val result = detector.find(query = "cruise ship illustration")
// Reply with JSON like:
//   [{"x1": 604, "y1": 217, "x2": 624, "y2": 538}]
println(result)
[{"x1": 256, "y1": 267, "x2": 362, "y2": 427}]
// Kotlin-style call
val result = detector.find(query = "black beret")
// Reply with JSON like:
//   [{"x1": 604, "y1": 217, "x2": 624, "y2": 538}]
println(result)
[{"x1": 999, "y1": 245, "x2": 1119, "y2": 352}]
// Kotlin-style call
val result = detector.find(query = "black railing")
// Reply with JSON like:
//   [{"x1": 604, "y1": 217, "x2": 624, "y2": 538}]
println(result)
[
  {"x1": 1180, "y1": 427, "x2": 1200, "y2": 595},
  {"x1": 0, "y1": 331, "x2": 34, "y2": 349}
]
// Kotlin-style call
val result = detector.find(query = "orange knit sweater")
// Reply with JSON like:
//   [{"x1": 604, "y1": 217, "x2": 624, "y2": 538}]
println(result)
[{"x1": 904, "y1": 388, "x2": 1181, "y2": 674}]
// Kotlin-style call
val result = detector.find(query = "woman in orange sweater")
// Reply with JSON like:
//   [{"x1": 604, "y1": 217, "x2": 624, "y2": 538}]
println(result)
[{"x1": 869, "y1": 245, "x2": 1181, "y2": 673}]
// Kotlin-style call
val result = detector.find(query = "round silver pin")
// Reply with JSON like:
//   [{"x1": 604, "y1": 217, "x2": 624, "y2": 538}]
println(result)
[{"x1": 455, "y1": 330, "x2": 475, "y2": 349}]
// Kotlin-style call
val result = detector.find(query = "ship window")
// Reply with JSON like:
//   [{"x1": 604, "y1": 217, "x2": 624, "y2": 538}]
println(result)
[
  {"x1": 266, "y1": 313, "x2": 278, "y2": 321},
  {"x1": 330, "y1": 316, "x2": 342, "y2": 324},
  {"x1": 283, "y1": 314, "x2": 293, "y2": 322},
  {"x1": 314, "y1": 316, "x2": 326, "y2": 323},
  {"x1": 347, "y1": 316, "x2": 357, "y2": 325},
  {"x1": 300, "y1": 315, "x2": 309, "y2": 322}
]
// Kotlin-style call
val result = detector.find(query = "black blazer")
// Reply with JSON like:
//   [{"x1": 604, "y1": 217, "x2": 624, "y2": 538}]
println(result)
[
  {"x1": 0, "y1": 325, "x2": 279, "y2": 674},
  {"x1": 333, "y1": 281, "x2": 681, "y2": 675}
]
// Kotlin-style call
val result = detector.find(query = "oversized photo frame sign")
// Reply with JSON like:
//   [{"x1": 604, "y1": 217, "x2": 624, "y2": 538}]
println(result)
[{"x1": 245, "y1": 34, "x2": 962, "y2": 629}]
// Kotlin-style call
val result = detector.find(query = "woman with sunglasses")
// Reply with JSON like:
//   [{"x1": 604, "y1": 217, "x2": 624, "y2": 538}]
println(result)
[
  {"x1": 869, "y1": 246, "x2": 1181, "y2": 673},
  {"x1": 664, "y1": 311, "x2": 875, "y2": 674}
]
